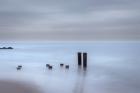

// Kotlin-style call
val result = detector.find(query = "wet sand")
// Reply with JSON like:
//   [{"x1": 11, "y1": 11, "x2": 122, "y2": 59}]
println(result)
[{"x1": 0, "y1": 80, "x2": 42, "y2": 93}]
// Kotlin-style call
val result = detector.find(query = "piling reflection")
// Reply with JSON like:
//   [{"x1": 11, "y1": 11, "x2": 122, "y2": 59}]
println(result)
[{"x1": 73, "y1": 66, "x2": 87, "y2": 93}]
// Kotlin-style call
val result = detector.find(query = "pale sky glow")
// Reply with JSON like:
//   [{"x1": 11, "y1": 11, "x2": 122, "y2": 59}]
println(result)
[{"x1": 0, "y1": 0, "x2": 140, "y2": 41}]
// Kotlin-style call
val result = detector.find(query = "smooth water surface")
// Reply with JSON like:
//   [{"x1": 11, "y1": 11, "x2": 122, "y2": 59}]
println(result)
[{"x1": 0, "y1": 42, "x2": 140, "y2": 93}]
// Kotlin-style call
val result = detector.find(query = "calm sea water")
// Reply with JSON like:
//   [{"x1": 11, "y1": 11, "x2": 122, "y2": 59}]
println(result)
[{"x1": 0, "y1": 42, "x2": 140, "y2": 93}]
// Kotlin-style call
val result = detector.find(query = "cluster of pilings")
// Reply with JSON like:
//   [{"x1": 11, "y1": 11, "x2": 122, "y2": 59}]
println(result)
[
  {"x1": 16, "y1": 65, "x2": 22, "y2": 70},
  {"x1": 16, "y1": 64, "x2": 70, "y2": 70},
  {"x1": 46, "y1": 64, "x2": 53, "y2": 69},
  {"x1": 77, "y1": 52, "x2": 87, "y2": 69},
  {"x1": 16, "y1": 52, "x2": 87, "y2": 71},
  {"x1": 45, "y1": 63, "x2": 69, "y2": 70},
  {"x1": 60, "y1": 63, "x2": 69, "y2": 69}
]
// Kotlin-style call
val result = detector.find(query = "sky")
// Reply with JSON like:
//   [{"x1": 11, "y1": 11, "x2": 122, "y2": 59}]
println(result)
[{"x1": 0, "y1": 0, "x2": 140, "y2": 41}]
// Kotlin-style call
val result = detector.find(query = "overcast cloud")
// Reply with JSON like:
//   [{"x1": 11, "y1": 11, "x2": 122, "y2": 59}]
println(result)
[{"x1": 0, "y1": 0, "x2": 140, "y2": 41}]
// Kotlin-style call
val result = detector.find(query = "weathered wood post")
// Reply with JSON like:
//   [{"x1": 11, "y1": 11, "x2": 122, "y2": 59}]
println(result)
[
  {"x1": 77, "y1": 52, "x2": 82, "y2": 66},
  {"x1": 16, "y1": 65, "x2": 22, "y2": 70},
  {"x1": 65, "y1": 65, "x2": 69, "y2": 69},
  {"x1": 83, "y1": 52, "x2": 87, "y2": 68},
  {"x1": 60, "y1": 63, "x2": 64, "y2": 67}
]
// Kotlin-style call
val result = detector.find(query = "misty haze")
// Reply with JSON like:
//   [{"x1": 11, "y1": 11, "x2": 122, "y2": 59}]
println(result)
[{"x1": 0, "y1": 0, "x2": 140, "y2": 93}]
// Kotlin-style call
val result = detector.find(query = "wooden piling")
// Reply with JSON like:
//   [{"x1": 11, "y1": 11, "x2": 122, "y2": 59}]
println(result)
[
  {"x1": 83, "y1": 52, "x2": 87, "y2": 68},
  {"x1": 65, "y1": 65, "x2": 69, "y2": 69},
  {"x1": 48, "y1": 66, "x2": 53, "y2": 70},
  {"x1": 16, "y1": 65, "x2": 22, "y2": 70},
  {"x1": 46, "y1": 64, "x2": 50, "y2": 67},
  {"x1": 60, "y1": 63, "x2": 64, "y2": 67},
  {"x1": 78, "y1": 52, "x2": 82, "y2": 66}
]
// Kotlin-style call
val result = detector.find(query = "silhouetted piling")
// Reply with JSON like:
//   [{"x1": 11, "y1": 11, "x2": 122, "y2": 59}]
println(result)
[
  {"x1": 18, "y1": 65, "x2": 22, "y2": 68},
  {"x1": 16, "y1": 65, "x2": 22, "y2": 70},
  {"x1": 48, "y1": 66, "x2": 53, "y2": 70},
  {"x1": 78, "y1": 52, "x2": 82, "y2": 66},
  {"x1": 60, "y1": 63, "x2": 64, "y2": 67},
  {"x1": 83, "y1": 53, "x2": 87, "y2": 68},
  {"x1": 46, "y1": 64, "x2": 50, "y2": 67},
  {"x1": 65, "y1": 65, "x2": 69, "y2": 69},
  {"x1": 17, "y1": 67, "x2": 21, "y2": 70}
]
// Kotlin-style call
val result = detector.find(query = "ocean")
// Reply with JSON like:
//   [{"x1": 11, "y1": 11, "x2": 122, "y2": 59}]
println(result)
[{"x1": 0, "y1": 42, "x2": 140, "y2": 93}]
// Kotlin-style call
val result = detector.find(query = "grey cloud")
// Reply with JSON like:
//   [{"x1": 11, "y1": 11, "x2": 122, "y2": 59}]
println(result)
[{"x1": 0, "y1": 0, "x2": 140, "y2": 41}]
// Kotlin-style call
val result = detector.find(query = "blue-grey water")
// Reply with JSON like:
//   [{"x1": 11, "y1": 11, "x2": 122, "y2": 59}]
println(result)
[{"x1": 0, "y1": 42, "x2": 140, "y2": 93}]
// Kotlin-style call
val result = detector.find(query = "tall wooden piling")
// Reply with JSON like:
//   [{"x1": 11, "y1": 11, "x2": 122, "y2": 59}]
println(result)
[
  {"x1": 78, "y1": 52, "x2": 82, "y2": 66},
  {"x1": 83, "y1": 52, "x2": 87, "y2": 68}
]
